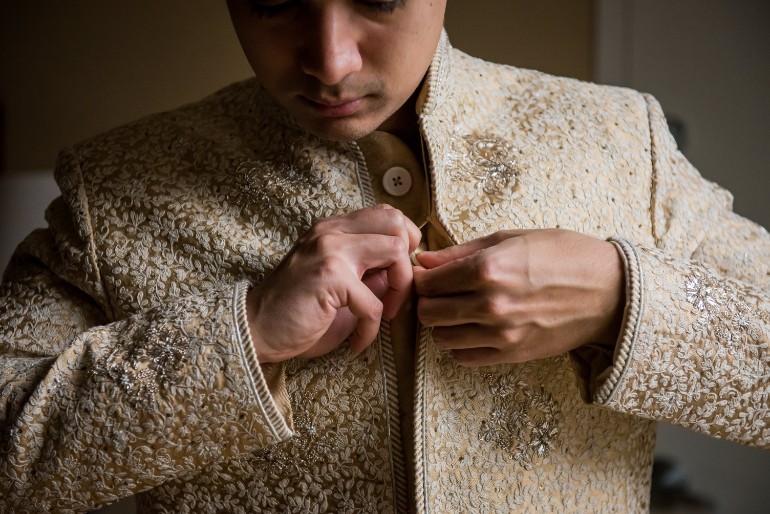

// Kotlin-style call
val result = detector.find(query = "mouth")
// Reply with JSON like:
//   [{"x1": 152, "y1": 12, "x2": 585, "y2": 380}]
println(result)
[{"x1": 300, "y1": 95, "x2": 365, "y2": 117}]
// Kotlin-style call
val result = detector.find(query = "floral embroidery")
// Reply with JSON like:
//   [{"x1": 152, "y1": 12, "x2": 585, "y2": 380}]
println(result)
[
  {"x1": 93, "y1": 305, "x2": 195, "y2": 405},
  {"x1": 478, "y1": 369, "x2": 560, "y2": 468},
  {"x1": 684, "y1": 267, "x2": 768, "y2": 347},
  {"x1": 160, "y1": 344, "x2": 396, "y2": 514},
  {"x1": 448, "y1": 134, "x2": 519, "y2": 197},
  {"x1": 251, "y1": 391, "x2": 336, "y2": 476},
  {"x1": 684, "y1": 270, "x2": 722, "y2": 319},
  {"x1": 231, "y1": 157, "x2": 318, "y2": 210}
]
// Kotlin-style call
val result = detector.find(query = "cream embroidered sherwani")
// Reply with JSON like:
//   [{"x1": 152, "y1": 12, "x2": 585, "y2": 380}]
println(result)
[{"x1": 1, "y1": 32, "x2": 768, "y2": 513}]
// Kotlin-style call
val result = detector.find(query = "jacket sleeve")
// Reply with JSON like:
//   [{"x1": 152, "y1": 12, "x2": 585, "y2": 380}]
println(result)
[
  {"x1": 0, "y1": 150, "x2": 292, "y2": 513},
  {"x1": 590, "y1": 94, "x2": 770, "y2": 449}
]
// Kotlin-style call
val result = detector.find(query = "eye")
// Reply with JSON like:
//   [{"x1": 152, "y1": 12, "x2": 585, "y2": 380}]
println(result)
[
  {"x1": 249, "y1": 0, "x2": 296, "y2": 17},
  {"x1": 357, "y1": 0, "x2": 404, "y2": 14},
  {"x1": 247, "y1": 0, "x2": 404, "y2": 18}
]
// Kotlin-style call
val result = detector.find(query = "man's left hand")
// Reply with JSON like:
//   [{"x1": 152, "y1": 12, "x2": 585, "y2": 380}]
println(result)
[{"x1": 414, "y1": 229, "x2": 625, "y2": 367}]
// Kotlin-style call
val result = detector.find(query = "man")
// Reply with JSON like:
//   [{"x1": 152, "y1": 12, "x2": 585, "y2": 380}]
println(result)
[{"x1": 1, "y1": 1, "x2": 768, "y2": 512}]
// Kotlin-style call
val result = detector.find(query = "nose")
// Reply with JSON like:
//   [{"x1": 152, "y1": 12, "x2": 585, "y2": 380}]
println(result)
[{"x1": 300, "y1": 7, "x2": 363, "y2": 86}]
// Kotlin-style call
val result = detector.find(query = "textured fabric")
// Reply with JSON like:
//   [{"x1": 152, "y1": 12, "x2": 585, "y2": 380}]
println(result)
[
  {"x1": 1, "y1": 31, "x2": 768, "y2": 513},
  {"x1": 358, "y1": 129, "x2": 458, "y2": 506}
]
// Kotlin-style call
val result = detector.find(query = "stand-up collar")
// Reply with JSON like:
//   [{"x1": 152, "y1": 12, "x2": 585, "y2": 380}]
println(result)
[{"x1": 415, "y1": 29, "x2": 454, "y2": 119}]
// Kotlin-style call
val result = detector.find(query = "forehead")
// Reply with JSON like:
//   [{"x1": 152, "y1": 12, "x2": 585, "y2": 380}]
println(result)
[
  {"x1": 228, "y1": 0, "x2": 448, "y2": 58},
  {"x1": 228, "y1": 0, "x2": 446, "y2": 24}
]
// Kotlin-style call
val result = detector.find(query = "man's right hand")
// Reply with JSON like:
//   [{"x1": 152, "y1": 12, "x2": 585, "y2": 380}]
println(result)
[{"x1": 246, "y1": 204, "x2": 421, "y2": 363}]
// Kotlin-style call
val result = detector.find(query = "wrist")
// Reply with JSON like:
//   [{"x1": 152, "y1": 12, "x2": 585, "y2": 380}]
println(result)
[
  {"x1": 596, "y1": 240, "x2": 627, "y2": 348},
  {"x1": 245, "y1": 286, "x2": 281, "y2": 364}
]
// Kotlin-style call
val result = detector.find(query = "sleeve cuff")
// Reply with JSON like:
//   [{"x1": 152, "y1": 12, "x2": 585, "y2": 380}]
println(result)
[
  {"x1": 232, "y1": 280, "x2": 293, "y2": 440},
  {"x1": 593, "y1": 238, "x2": 645, "y2": 404}
]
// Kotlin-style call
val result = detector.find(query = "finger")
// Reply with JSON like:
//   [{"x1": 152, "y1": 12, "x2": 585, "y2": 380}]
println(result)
[
  {"x1": 431, "y1": 324, "x2": 488, "y2": 350},
  {"x1": 414, "y1": 259, "x2": 474, "y2": 297},
  {"x1": 417, "y1": 293, "x2": 483, "y2": 326},
  {"x1": 325, "y1": 204, "x2": 422, "y2": 253},
  {"x1": 364, "y1": 204, "x2": 422, "y2": 253},
  {"x1": 303, "y1": 270, "x2": 390, "y2": 359},
  {"x1": 300, "y1": 307, "x2": 358, "y2": 359},
  {"x1": 315, "y1": 232, "x2": 408, "y2": 279},
  {"x1": 338, "y1": 234, "x2": 413, "y2": 320},
  {"x1": 415, "y1": 243, "x2": 507, "y2": 297},
  {"x1": 415, "y1": 235, "x2": 497, "y2": 269},
  {"x1": 381, "y1": 252, "x2": 415, "y2": 320},
  {"x1": 414, "y1": 234, "x2": 531, "y2": 297},
  {"x1": 345, "y1": 279, "x2": 384, "y2": 355},
  {"x1": 362, "y1": 269, "x2": 389, "y2": 299},
  {"x1": 430, "y1": 324, "x2": 518, "y2": 351},
  {"x1": 419, "y1": 289, "x2": 523, "y2": 327}
]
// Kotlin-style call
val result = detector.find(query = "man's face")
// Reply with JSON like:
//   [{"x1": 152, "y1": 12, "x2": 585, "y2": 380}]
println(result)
[{"x1": 227, "y1": 0, "x2": 446, "y2": 141}]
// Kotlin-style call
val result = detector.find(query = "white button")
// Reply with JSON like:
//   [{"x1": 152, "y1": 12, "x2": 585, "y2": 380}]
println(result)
[{"x1": 382, "y1": 166, "x2": 412, "y2": 197}]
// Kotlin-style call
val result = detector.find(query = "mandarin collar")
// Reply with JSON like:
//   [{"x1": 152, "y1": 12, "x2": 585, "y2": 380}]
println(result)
[{"x1": 415, "y1": 29, "x2": 454, "y2": 119}]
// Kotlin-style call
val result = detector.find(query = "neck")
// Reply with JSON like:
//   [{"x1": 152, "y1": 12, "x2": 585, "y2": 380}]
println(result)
[{"x1": 376, "y1": 89, "x2": 423, "y2": 157}]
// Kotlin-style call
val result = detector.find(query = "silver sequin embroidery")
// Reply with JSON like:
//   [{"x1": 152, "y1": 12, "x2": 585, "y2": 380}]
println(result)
[
  {"x1": 93, "y1": 305, "x2": 193, "y2": 405},
  {"x1": 478, "y1": 368, "x2": 560, "y2": 468},
  {"x1": 252, "y1": 390, "x2": 336, "y2": 476},
  {"x1": 684, "y1": 267, "x2": 768, "y2": 352},
  {"x1": 684, "y1": 270, "x2": 722, "y2": 320},
  {"x1": 449, "y1": 134, "x2": 519, "y2": 197},
  {"x1": 230, "y1": 139, "x2": 320, "y2": 212}
]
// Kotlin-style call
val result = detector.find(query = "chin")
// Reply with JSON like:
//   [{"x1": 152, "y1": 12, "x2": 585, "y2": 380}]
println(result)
[{"x1": 301, "y1": 116, "x2": 383, "y2": 142}]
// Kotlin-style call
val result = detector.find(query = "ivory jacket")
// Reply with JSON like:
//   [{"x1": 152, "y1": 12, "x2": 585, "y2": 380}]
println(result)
[{"x1": 1, "y1": 32, "x2": 768, "y2": 513}]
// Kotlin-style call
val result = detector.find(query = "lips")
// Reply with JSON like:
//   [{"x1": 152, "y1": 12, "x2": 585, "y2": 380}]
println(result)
[{"x1": 301, "y1": 95, "x2": 365, "y2": 117}]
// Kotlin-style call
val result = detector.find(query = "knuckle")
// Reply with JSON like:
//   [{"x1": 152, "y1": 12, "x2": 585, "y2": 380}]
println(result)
[
  {"x1": 382, "y1": 207, "x2": 406, "y2": 232},
  {"x1": 480, "y1": 293, "x2": 508, "y2": 318},
  {"x1": 317, "y1": 254, "x2": 345, "y2": 279},
  {"x1": 388, "y1": 235, "x2": 408, "y2": 254},
  {"x1": 313, "y1": 233, "x2": 339, "y2": 255},
  {"x1": 368, "y1": 203, "x2": 393, "y2": 218},
  {"x1": 382, "y1": 214, "x2": 400, "y2": 235},
  {"x1": 499, "y1": 326, "x2": 522, "y2": 345},
  {"x1": 474, "y1": 253, "x2": 501, "y2": 285}
]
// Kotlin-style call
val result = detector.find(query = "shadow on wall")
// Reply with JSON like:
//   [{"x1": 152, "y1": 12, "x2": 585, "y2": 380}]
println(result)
[{"x1": 0, "y1": 172, "x2": 60, "y2": 270}]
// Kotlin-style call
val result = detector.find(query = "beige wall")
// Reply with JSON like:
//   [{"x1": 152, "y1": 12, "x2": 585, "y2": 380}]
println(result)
[
  {"x1": 0, "y1": 1, "x2": 253, "y2": 172},
  {"x1": 445, "y1": 0, "x2": 593, "y2": 80},
  {"x1": 0, "y1": 0, "x2": 594, "y2": 173}
]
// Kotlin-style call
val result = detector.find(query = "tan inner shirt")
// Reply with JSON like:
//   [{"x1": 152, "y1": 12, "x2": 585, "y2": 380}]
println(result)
[{"x1": 357, "y1": 131, "x2": 453, "y2": 506}]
